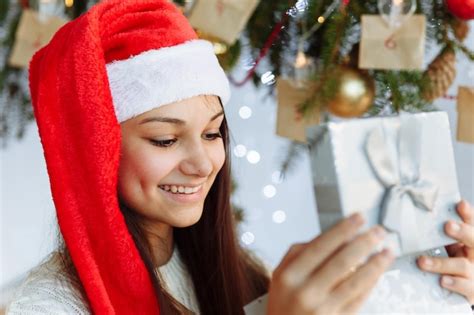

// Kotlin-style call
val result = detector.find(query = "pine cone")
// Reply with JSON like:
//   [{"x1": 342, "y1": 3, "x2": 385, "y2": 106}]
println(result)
[
  {"x1": 423, "y1": 50, "x2": 456, "y2": 101},
  {"x1": 452, "y1": 19, "x2": 470, "y2": 42}
]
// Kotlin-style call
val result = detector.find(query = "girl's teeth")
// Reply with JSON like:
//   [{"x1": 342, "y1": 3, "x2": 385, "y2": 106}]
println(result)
[{"x1": 160, "y1": 185, "x2": 201, "y2": 195}]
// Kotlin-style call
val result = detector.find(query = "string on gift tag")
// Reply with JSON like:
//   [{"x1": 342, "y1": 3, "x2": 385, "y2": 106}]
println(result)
[
  {"x1": 378, "y1": 0, "x2": 417, "y2": 52},
  {"x1": 228, "y1": 0, "x2": 349, "y2": 87},
  {"x1": 38, "y1": 0, "x2": 59, "y2": 24},
  {"x1": 442, "y1": 94, "x2": 457, "y2": 100},
  {"x1": 33, "y1": 35, "x2": 43, "y2": 50},
  {"x1": 216, "y1": 0, "x2": 224, "y2": 16},
  {"x1": 384, "y1": 33, "x2": 397, "y2": 49},
  {"x1": 378, "y1": 0, "x2": 416, "y2": 29}
]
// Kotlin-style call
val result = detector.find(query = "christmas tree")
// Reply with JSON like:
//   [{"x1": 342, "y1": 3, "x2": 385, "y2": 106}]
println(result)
[{"x1": 1, "y1": 0, "x2": 473, "y2": 145}]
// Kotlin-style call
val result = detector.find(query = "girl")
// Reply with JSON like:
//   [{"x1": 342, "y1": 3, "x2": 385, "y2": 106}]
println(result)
[{"x1": 6, "y1": 0, "x2": 474, "y2": 314}]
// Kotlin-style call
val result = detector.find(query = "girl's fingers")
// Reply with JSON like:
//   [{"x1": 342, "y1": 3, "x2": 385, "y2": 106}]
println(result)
[
  {"x1": 296, "y1": 226, "x2": 386, "y2": 306},
  {"x1": 283, "y1": 213, "x2": 365, "y2": 287},
  {"x1": 457, "y1": 200, "x2": 474, "y2": 226},
  {"x1": 338, "y1": 287, "x2": 373, "y2": 315},
  {"x1": 417, "y1": 256, "x2": 474, "y2": 278},
  {"x1": 274, "y1": 243, "x2": 307, "y2": 273},
  {"x1": 445, "y1": 220, "x2": 474, "y2": 249},
  {"x1": 440, "y1": 275, "x2": 474, "y2": 304},
  {"x1": 330, "y1": 249, "x2": 395, "y2": 312}
]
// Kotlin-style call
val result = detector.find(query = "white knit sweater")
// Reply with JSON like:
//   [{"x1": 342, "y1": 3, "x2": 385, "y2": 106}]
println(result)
[{"x1": 6, "y1": 248, "x2": 200, "y2": 314}]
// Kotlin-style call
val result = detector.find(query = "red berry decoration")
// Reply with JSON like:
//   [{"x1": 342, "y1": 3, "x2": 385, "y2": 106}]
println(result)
[{"x1": 445, "y1": 0, "x2": 474, "y2": 20}]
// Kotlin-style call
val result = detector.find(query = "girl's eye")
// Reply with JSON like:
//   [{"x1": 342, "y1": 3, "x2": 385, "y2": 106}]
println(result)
[
  {"x1": 149, "y1": 132, "x2": 221, "y2": 148},
  {"x1": 149, "y1": 139, "x2": 176, "y2": 148},
  {"x1": 203, "y1": 132, "x2": 222, "y2": 141}
]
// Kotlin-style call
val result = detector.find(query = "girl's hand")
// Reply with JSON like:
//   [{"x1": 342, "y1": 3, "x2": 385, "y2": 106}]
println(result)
[
  {"x1": 266, "y1": 214, "x2": 395, "y2": 315},
  {"x1": 417, "y1": 200, "x2": 474, "y2": 303}
]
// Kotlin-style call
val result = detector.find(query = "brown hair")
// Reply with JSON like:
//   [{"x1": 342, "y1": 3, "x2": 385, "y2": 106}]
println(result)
[{"x1": 56, "y1": 114, "x2": 270, "y2": 314}]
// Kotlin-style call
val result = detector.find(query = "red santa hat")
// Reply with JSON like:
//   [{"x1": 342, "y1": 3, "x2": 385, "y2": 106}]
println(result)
[{"x1": 28, "y1": 0, "x2": 230, "y2": 313}]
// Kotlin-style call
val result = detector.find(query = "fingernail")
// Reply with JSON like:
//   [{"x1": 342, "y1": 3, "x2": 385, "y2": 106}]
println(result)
[
  {"x1": 373, "y1": 226, "x2": 386, "y2": 239},
  {"x1": 350, "y1": 213, "x2": 363, "y2": 224},
  {"x1": 381, "y1": 248, "x2": 393, "y2": 260},
  {"x1": 459, "y1": 200, "x2": 471, "y2": 211},
  {"x1": 423, "y1": 257, "x2": 433, "y2": 267},
  {"x1": 449, "y1": 221, "x2": 461, "y2": 233},
  {"x1": 442, "y1": 276, "x2": 454, "y2": 286}
]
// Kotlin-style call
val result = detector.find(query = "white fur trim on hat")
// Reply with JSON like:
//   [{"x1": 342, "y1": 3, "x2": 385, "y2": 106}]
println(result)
[{"x1": 106, "y1": 39, "x2": 231, "y2": 123}]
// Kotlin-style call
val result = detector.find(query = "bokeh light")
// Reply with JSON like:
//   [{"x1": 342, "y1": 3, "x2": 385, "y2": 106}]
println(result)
[{"x1": 246, "y1": 150, "x2": 261, "y2": 164}]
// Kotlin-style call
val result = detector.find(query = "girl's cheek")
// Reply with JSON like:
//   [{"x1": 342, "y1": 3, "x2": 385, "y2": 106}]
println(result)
[{"x1": 210, "y1": 145, "x2": 226, "y2": 171}]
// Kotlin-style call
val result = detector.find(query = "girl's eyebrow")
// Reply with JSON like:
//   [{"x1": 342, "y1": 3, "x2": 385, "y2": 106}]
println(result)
[{"x1": 139, "y1": 110, "x2": 224, "y2": 125}]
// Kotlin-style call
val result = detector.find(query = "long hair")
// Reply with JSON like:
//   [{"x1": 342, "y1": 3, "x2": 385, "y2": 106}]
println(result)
[{"x1": 56, "y1": 113, "x2": 270, "y2": 314}]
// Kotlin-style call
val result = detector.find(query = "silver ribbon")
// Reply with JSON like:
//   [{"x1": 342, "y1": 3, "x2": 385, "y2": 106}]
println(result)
[{"x1": 365, "y1": 115, "x2": 439, "y2": 254}]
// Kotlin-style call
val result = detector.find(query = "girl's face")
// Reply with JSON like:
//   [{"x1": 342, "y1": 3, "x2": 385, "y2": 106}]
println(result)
[{"x1": 118, "y1": 95, "x2": 226, "y2": 228}]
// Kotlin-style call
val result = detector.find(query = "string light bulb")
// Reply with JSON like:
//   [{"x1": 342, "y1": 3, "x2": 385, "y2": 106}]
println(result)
[
  {"x1": 294, "y1": 50, "x2": 309, "y2": 69},
  {"x1": 65, "y1": 0, "x2": 74, "y2": 8},
  {"x1": 292, "y1": 47, "x2": 315, "y2": 87},
  {"x1": 212, "y1": 42, "x2": 228, "y2": 55}
]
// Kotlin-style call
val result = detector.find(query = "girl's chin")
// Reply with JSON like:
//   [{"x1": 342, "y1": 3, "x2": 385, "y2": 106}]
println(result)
[{"x1": 167, "y1": 207, "x2": 204, "y2": 228}]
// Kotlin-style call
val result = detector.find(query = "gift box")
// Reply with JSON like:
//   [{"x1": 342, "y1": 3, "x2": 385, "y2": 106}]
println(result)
[{"x1": 306, "y1": 112, "x2": 461, "y2": 257}]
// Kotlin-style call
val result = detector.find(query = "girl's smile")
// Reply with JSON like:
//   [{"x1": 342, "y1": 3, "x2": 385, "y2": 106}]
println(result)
[
  {"x1": 158, "y1": 183, "x2": 205, "y2": 204},
  {"x1": 160, "y1": 186, "x2": 206, "y2": 203}
]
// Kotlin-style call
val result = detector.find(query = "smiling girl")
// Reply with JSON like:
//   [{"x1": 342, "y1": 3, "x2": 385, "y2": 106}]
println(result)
[{"x1": 5, "y1": 0, "x2": 474, "y2": 314}]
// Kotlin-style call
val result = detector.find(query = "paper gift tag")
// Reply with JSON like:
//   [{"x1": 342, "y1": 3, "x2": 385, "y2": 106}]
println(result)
[
  {"x1": 188, "y1": 0, "x2": 259, "y2": 45},
  {"x1": 359, "y1": 15, "x2": 426, "y2": 70},
  {"x1": 276, "y1": 78, "x2": 320, "y2": 143},
  {"x1": 8, "y1": 9, "x2": 68, "y2": 68},
  {"x1": 456, "y1": 86, "x2": 474, "y2": 143}
]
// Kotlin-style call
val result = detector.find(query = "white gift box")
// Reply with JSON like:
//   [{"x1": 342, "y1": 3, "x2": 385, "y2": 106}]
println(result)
[{"x1": 306, "y1": 112, "x2": 461, "y2": 257}]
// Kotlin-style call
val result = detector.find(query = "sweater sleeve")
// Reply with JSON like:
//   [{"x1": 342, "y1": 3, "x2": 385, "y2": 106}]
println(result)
[
  {"x1": 243, "y1": 252, "x2": 272, "y2": 315},
  {"x1": 5, "y1": 254, "x2": 90, "y2": 315},
  {"x1": 6, "y1": 285, "x2": 89, "y2": 315},
  {"x1": 243, "y1": 293, "x2": 268, "y2": 315}
]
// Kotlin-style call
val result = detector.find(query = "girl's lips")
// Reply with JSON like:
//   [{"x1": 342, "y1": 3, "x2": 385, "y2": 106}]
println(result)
[{"x1": 158, "y1": 185, "x2": 204, "y2": 203}]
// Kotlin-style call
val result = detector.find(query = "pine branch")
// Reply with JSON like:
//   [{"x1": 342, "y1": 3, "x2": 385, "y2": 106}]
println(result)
[{"x1": 279, "y1": 141, "x2": 309, "y2": 177}]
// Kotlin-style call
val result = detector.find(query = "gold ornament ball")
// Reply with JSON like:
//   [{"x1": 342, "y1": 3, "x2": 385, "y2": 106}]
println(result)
[
  {"x1": 195, "y1": 30, "x2": 229, "y2": 55},
  {"x1": 327, "y1": 68, "x2": 375, "y2": 118}
]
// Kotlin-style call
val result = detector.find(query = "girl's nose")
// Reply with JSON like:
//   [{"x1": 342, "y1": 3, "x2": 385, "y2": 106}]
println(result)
[{"x1": 179, "y1": 144, "x2": 213, "y2": 178}]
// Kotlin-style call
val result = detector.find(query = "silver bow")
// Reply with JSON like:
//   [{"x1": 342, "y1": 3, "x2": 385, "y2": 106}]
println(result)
[{"x1": 365, "y1": 115, "x2": 439, "y2": 254}]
